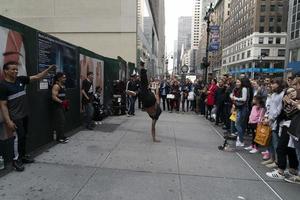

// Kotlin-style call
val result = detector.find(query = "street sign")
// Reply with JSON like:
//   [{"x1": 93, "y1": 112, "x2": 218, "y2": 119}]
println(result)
[{"x1": 181, "y1": 65, "x2": 189, "y2": 73}]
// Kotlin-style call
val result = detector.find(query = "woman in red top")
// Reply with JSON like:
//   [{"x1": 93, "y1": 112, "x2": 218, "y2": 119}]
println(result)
[{"x1": 206, "y1": 79, "x2": 218, "y2": 120}]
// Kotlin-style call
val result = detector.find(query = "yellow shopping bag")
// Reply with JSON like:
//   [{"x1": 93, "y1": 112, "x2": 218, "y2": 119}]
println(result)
[{"x1": 229, "y1": 111, "x2": 237, "y2": 122}]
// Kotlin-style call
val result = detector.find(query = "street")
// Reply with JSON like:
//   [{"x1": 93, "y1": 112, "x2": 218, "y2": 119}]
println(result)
[{"x1": 0, "y1": 111, "x2": 299, "y2": 200}]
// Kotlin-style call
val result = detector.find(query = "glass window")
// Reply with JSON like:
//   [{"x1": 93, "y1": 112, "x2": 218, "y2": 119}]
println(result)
[
  {"x1": 268, "y1": 37, "x2": 274, "y2": 44},
  {"x1": 242, "y1": 52, "x2": 245, "y2": 59},
  {"x1": 261, "y1": 49, "x2": 270, "y2": 56},
  {"x1": 270, "y1": 5, "x2": 276, "y2": 11},
  {"x1": 276, "y1": 37, "x2": 281, "y2": 44},
  {"x1": 259, "y1": 37, "x2": 264, "y2": 44},
  {"x1": 269, "y1": 27, "x2": 274, "y2": 33},
  {"x1": 277, "y1": 16, "x2": 282, "y2": 22},
  {"x1": 277, "y1": 26, "x2": 282, "y2": 33},
  {"x1": 261, "y1": 5, "x2": 266, "y2": 12},
  {"x1": 260, "y1": 16, "x2": 265, "y2": 22},
  {"x1": 247, "y1": 50, "x2": 251, "y2": 58},
  {"x1": 278, "y1": 49, "x2": 285, "y2": 57},
  {"x1": 269, "y1": 17, "x2": 274, "y2": 22},
  {"x1": 259, "y1": 26, "x2": 264, "y2": 33}
]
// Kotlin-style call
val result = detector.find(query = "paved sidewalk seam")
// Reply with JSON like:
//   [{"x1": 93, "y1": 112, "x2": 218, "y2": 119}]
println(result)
[{"x1": 172, "y1": 123, "x2": 184, "y2": 200}]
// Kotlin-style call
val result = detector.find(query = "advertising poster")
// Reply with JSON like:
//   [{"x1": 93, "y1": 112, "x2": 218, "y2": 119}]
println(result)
[
  {"x1": 0, "y1": 26, "x2": 26, "y2": 139},
  {"x1": 38, "y1": 32, "x2": 77, "y2": 90},
  {"x1": 79, "y1": 54, "x2": 104, "y2": 112},
  {"x1": 209, "y1": 25, "x2": 220, "y2": 52}
]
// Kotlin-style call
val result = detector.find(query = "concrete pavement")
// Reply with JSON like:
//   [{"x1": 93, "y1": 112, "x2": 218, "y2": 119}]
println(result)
[{"x1": 0, "y1": 110, "x2": 299, "y2": 200}]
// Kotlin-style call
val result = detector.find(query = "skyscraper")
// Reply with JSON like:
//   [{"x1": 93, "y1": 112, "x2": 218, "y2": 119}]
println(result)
[{"x1": 177, "y1": 16, "x2": 192, "y2": 68}]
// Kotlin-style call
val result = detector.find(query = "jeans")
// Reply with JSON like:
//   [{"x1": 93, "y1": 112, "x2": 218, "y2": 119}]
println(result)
[
  {"x1": 128, "y1": 96, "x2": 136, "y2": 115},
  {"x1": 231, "y1": 120, "x2": 237, "y2": 134},
  {"x1": 235, "y1": 106, "x2": 248, "y2": 143},
  {"x1": 83, "y1": 103, "x2": 94, "y2": 127},
  {"x1": 293, "y1": 139, "x2": 300, "y2": 172},
  {"x1": 161, "y1": 95, "x2": 170, "y2": 111},
  {"x1": 268, "y1": 130, "x2": 279, "y2": 159}
]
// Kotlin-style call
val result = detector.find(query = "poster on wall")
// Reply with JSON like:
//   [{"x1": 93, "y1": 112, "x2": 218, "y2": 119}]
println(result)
[
  {"x1": 38, "y1": 32, "x2": 77, "y2": 90},
  {"x1": 79, "y1": 54, "x2": 104, "y2": 112},
  {"x1": 0, "y1": 26, "x2": 27, "y2": 139}
]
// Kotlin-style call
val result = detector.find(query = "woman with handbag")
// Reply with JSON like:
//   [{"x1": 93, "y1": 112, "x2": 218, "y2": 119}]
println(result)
[
  {"x1": 230, "y1": 78, "x2": 250, "y2": 147},
  {"x1": 266, "y1": 86, "x2": 299, "y2": 181}
]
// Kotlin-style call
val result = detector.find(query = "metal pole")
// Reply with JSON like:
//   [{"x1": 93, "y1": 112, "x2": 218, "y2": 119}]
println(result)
[{"x1": 205, "y1": 19, "x2": 210, "y2": 84}]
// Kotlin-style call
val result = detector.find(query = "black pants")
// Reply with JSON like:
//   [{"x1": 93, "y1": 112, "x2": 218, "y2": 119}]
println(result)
[
  {"x1": 223, "y1": 103, "x2": 232, "y2": 130},
  {"x1": 199, "y1": 98, "x2": 206, "y2": 115},
  {"x1": 206, "y1": 105, "x2": 213, "y2": 119},
  {"x1": 248, "y1": 123, "x2": 258, "y2": 146},
  {"x1": 276, "y1": 126, "x2": 299, "y2": 170},
  {"x1": 215, "y1": 104, "x2": 224, "y2": 124},
  {"x1": 13, "y1": 116, "x2": 28, "y2": 158},
  {"x1": 53, "y1": 107, "x2": 66, "y2": 140},
  {"x1": 161, "y1": 95, "x2": 170, "y2": 111}
]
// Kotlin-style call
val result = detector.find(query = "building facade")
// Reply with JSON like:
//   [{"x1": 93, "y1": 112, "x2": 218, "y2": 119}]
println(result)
[
  {"x1": 222, "y1": 0, "x2": 289, "y2": 77},
  {"x1": 1, "y1": 0, "x2": 137, "y2": 64},
  {"x1": 177, "y1": 16, "x2": 192, "y2": 71},
  {"x1": 285, "y1": 0, "x2": 300, "y2": 75},
  {"x1": 1, "y1": 0, "x2": 165, "y2": 76}
]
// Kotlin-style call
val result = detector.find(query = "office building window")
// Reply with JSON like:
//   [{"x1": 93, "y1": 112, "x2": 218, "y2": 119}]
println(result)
[
  {"x1": 242, "y1": 52, "x2": 245, "y2": 59},
  {"x1": 270, "y1": 5, "x2": 276, "y2": 11},
  {"x1": 268, "y1": 37, "x2": 273, "y2": 44},
  {"x1": 277, "y1": 26, "x2": 282, "y2": 33},
  {"x1": 259, "y1": 37, "x2": 264, "y2": 44},
  {"x1": 261, "y1": 5, "x2": 266, "y2": 12},
  {"x1": 261, "y1": 49, "x2": 270, "y2": 56},
  {"x1": 260, "y1": 16, "x2": 265, "y2": 22},
  {"x1": 278, "y1": 49, "x2": 285, "y2": 57},
  {"x1": 259, "y1": 27, "x2": 264, "y2": 33},
  {"x1": 276, "y1": 37, "x2": 281, "y2": 44},
  {"x1": 247, "y1": 50, "x2": 251, "y2": 58},
  {"x1": 269, "y1": 26, "x2": 274, "y2": 33}
]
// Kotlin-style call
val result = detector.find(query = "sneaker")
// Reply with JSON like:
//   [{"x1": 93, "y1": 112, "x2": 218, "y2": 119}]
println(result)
[
  {"x1": 58, "y1": 139, "x2": 68, "y2": 144},
  {"x1": 262, "y1": 153, "x2": 270, "y2": 160},
  {"x1": 284, "y1": 175, "x2": 300, "y2": 184},
  {"x1": 21, "y1": 155, "x2": 35, "y2": 164},
  {"x1": 261, "y1": 158, "x2": 274, "y2": 165},
  {"x1": 266, "y1": 162, "x2": 278, "y2": 168},
  {"x1": 249, "y1": 148, "x2": 259, "y2": 154},
  {"x1": 244, "y1": 145, "x2": 253, "y2": 150},
  {"x1": 261, "y1": 150, "x2": 269, "y2": 155},
  {"x1": 266, "y1": 169, "x2": 285, "y2": 179},
  {"x1": 236, "y1": 140, "x2": 245, "y2": 147},
  {"x1": 12, "y1": 160, "x2": 25, "y2": 172}
]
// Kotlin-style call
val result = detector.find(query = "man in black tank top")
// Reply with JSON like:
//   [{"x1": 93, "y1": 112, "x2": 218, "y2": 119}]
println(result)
[{"x1": 51, "y1": 72, "x2": 69, "y2": 144}]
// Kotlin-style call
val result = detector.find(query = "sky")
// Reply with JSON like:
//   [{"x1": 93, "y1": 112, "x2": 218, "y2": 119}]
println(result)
[{"x1": 165, "y1": 0, "x2": 193, "y2": 68}]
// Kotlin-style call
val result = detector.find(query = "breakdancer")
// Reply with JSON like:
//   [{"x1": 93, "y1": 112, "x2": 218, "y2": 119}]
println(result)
[{"x1": 139, "y1": 58, "x2": 161, "y2": 142}]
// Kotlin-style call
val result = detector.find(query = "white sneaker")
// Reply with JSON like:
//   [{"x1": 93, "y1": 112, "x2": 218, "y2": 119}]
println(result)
[
  {"x1": 236, "y1": 140, "x2": 245, "y2": 147},
  {"x1": 249, "y1": 148, "x2": 259, "y2": 154},
  {"x1": 244, "y1": 145, "x2": 253, "y2": 150},
  {"x1": 266, "y1": 169, "x2": 285, "y2": 179}
]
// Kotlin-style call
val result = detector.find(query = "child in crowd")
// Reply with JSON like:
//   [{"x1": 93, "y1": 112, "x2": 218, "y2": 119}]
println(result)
[{"x1": 245, "y1": 95, "x2": 265, "y2": 153}]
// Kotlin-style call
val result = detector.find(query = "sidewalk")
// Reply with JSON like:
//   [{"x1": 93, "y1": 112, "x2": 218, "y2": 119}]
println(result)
[{"x1": 0, "y1": 110, "x2": 299, "y2": 200}]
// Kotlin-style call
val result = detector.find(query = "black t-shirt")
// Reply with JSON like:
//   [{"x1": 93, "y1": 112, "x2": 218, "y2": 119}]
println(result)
[
  {"x1": 148, "y1": 104, "x2": 162, "y2": 120},
  {"x1": 82, "y1": 79, "x2": 93, "y2": 104},
  {"x1": 0, "y1": 76, "x2": 30, "y2": 120}
]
